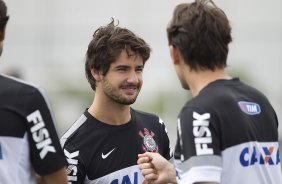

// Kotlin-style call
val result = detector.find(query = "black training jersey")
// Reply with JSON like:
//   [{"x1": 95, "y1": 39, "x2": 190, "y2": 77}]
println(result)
[
  {"x1": 61, "y1": 108, "x2": 171, "y2": 184},
  {"x1": 174, "y1": 78, "x2": 282, "y2": 184},
  {"x1": 0, "y1": 74, "x2": 67, "y2": 184}
]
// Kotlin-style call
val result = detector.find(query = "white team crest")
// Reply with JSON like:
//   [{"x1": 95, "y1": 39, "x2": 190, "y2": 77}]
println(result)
[{"x1": 139, "y1": 128, "x2": 158, "y2": 152}]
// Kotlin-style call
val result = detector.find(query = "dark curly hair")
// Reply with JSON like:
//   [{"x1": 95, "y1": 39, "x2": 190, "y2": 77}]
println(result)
[
  {"x1": 167, "y1": 0, "x2": 232, "y2": 71},
  {"x1": 85, "y1": 18, "x2": 151, "y2": 90},
  {"x1": 0, "y1": 0, "x2": 9, "y2": 31}
]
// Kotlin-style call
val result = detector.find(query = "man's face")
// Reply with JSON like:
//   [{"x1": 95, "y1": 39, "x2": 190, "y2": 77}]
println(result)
[
  {"x1": 100, "y1": 50, "x2": 144, "y2": 105},
  {"x1": 169, "y1": 45, "x2": 190, "y2": 90},
  {"x1": 176, "y1": 67, "x2": 190, "y2": 90}
]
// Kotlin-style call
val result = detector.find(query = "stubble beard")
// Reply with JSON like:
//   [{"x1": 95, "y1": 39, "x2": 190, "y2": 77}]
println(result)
[{"x1": 102, "y1": 78, "x2": 140, "y2": 105}]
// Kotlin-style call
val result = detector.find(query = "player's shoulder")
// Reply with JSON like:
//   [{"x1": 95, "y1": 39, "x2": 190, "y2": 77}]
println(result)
[
  {"x1": 60, "y1": 113, "x2": 89, "y2": 148},
  {"x1": 0, "y1": 74, "x2": 41, "y2": 94},
  {"x1": 187, "y1": 78, "x2": 243, "y2": 106},
  {"x1": 131, "y1": 108, "x2": 159, "y2": 121},
  {"x1": 131, "y1": 108, "x2": 165, "y2": 127},
  {"x1": 182, "y1": 78, "x2": 271, "y2": 116}
]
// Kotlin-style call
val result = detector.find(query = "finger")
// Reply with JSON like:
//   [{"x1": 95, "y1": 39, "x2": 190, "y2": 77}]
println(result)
[
  {"x1": 138, "y1": 162, "x2": 154, "y2": 170},
  {"x1": 141, "y1": 168, "x2": 157, "y2": 176},
  {"x1": 138, "y1": 152, "x2": 153, "y2": 159},
  {"x1": 138, "y1": 153, "x2": 147, "y2": 158},
  {"x1": 137, "y1": 156, "x2": 150, "y2": 165},
  {"x1": 144, "y1": 173, "x2": 158, "y2": 181}
]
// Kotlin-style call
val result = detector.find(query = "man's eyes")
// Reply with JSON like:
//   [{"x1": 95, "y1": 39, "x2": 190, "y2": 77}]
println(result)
[
  {"x1": 136, "y1": 68, "x2": 143, "y2": 72},
  {"x1": 116, "y1": 67, "x2": 143, "y2": 72}
]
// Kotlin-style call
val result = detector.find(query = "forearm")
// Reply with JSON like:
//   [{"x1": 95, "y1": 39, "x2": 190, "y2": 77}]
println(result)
[
  {"x1": 166, "y1": 162, "x2": 178, "y2": 184},
  {"x1": 41, "y1": 167, "x2": 68, "y2": 184}
]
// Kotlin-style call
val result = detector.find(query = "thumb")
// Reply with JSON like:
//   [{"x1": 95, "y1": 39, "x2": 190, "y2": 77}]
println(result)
[
  {"x1": 138, "y1": 152, "x2": 154, "y2": 159},
  {"x1": 142, "y1": 152, "x2": 157, "y2": 161},
  {"x1": 138, "y1": 153, "x2": 148, "y2": 158}
]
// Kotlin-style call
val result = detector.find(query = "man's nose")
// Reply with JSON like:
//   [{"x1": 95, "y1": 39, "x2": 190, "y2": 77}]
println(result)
[{"x1": 127, "y1": 71, "x2": 139, "y2": 83}]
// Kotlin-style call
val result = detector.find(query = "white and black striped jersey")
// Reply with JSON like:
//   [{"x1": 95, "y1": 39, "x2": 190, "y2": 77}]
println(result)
[
  {"x1": 174, "y1": 78, "x2": 282, "y2": 184},
  {"x1": 61, "y1": 108, "x2": 171, "y2": 184},
  {"x1": 0, "y1": 74, "x2": 67, "y2": 184}
]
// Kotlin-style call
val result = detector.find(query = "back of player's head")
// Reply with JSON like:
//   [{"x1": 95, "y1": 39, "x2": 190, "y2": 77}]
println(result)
[
  {"x1": 85, "y1": 18, "x2": 151, "y2": 91},
  {"x1": 0, "y1": 0, "x2": 9, "y2": 31},
  {"x1": 167, "y1": 0, "x2": 232, "y2": 71}
]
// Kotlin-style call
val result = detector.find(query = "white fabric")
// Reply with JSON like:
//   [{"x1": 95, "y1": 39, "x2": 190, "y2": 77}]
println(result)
[
  {"x1": 0, "y1": 133, "x2": 36, "y2": 184},
  {"x1": 85, "y1": 165, "x2": 145, "y2": 184}
]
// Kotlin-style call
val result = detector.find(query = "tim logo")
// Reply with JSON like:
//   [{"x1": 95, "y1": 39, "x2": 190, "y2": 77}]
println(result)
[
  {"x1": 240, "y1": 146, "x2": 280, "y2": 166},
  {"x1": 0, "y1": 143, "x2": 3, "y2": 160},
  {"x1": 238, "y1": 101, "x2": 261, "y2": 115}
]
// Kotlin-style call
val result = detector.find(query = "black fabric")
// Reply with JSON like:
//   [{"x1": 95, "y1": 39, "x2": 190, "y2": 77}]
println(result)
[
  {"x1": 0, "y1": 74, "x2": 67, "y2": 175},
  {"x1": 175, "y1": 78, "x2": 278, "y2": 161},
  {"x1": 62, "y1": 108, "x2": 171, "y2": 183}
]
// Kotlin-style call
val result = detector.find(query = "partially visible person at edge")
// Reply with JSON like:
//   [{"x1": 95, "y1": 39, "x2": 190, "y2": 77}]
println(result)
[
  {"x1": 60, "y1": 19, "x2": 172, "y2": 184},
  {"x1": 0, "y1": 0, "x2": 68, "y2": 184},
  {"x1": 137, "y1": 0, "x2": 282, "y2": 183}
]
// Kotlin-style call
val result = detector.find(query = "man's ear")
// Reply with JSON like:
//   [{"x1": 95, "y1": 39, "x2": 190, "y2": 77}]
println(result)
[
  {"x1": 90, "y1": 68, "x2": 102, "y2": 81},
  {"x1": 169, "y1": 45, "x2": 180, "y2": 65}
]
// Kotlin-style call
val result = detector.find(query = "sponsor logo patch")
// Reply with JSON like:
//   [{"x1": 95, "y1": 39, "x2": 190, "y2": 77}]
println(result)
[
  {"x1": 238, "y1": 101, "x2": 261, "y2": 115},
  {"x1": 102, "y1": 148, "x2": 116, "y2": 159},
  {"x1": 240, "y1": 145, "x2": 280, "y2": 166},
  {"x1": 111, "y1": 172, "x2": 138, "y2": 184},
  {"x1": 110, "y1": 172, "x2": 149, "y2": 184}
]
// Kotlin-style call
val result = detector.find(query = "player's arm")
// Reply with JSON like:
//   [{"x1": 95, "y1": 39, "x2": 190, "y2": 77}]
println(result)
[
  {"x1": 137, "y1": 151, "x2": 218, "y2": 184},
  {"x1": 138, "y1": 152, "x2": 177, "y2": 184},
  {"x1": 25, "y1": 87, "x2": 67, "y2": 182},
  {"x1": 37, "y1": 167, "x2": 68, "y2": 184}
]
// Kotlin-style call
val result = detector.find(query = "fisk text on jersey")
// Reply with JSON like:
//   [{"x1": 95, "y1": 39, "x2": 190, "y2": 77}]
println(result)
[{"x1": 27, "y1": 110, "x2": 56, "y2": 159}]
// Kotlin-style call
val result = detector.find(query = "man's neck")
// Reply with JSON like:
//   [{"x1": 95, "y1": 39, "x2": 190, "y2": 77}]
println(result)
[
  {"x1": 88, "y1": 96, "x2": 131, "y2": 126},
  {"x1": 187, "y1": 68, "x2": 232, "y2": 97}
]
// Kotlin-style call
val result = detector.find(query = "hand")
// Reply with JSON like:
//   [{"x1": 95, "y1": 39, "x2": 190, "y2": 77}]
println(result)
[{"x1": 137, "y1": 152, "x2": 177, "y2": 184}]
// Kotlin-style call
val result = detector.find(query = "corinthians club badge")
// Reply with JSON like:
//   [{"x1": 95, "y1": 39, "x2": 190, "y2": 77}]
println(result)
[{"x1": 139, "y1": 128, "x2": 158, "y2": 152}]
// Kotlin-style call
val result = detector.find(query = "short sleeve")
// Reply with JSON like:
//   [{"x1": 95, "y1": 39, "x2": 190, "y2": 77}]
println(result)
[
  {"x1": 175, "y1": 107, "x2": 222, "y2": 183},
  {"x1": 24, "y1": 87, "x2": 67, "y2": 175}
]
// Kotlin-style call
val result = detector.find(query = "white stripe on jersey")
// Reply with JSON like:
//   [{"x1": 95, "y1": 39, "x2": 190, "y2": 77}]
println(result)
[
  {"x1": 221, "y1": 141, "x2": 281, "y2": 184},
  {"x1": 178, "y1": 141, "x2": 282, "y2": 184},
  {"x1": 177, "y1": 118, "x2": 184, "y2": 162},
  {"x1": 60, "y1": 114, "x2": 87, "y2": 147}
]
